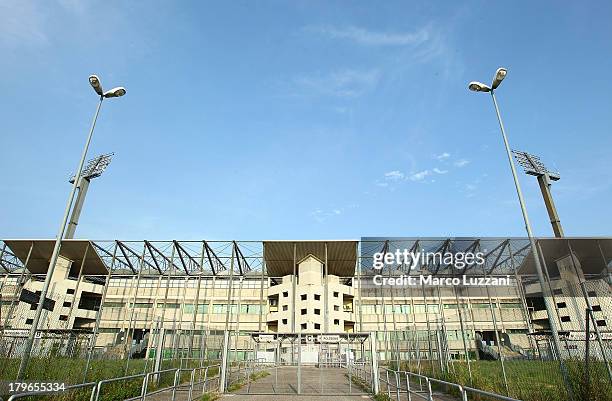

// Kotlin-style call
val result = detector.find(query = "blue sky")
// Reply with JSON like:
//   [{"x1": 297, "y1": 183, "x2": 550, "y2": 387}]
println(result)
[{"x1": 1, "y1": 1, "x2": 611, "y2": 240}]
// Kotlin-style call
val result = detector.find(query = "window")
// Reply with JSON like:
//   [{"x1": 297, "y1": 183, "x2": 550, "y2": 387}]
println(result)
[
  {"x1": 500, "y1": 303, "x2": 522, "y2": 309},
  {"x1": 557, "y1": 302, "x2": 567, "y2": 308},
  {"x1": 314, "y1": 309, "x2": 321, "y2": 315},
  {"x1": 301, "y1": 323, "x2": 307, "y2": 330},
  {"x1": 63, "y1": 301, "x2": 71, "y2": 308},
  {"x1": 283, "y1": 305, "x2": 288, "y2": 311},
  {"x1": 561, "y1": 316, "x2": 571, "y2": 322},
  {"x1": 66, "y1": 289, "x2": 75, "y2": 295},
  {"x1": 283, "y1": 291, "x2": 289, "y2": 297},
  {"x1": 333, "y1": 292, "x2": 339, "y2": 297},
  {"x1": 314, "y1": 323, "x2": 320, "y2": 330},
  {"x1": 103, "y1": 302, "x2": 124, "y2": 308},
  {"x1": 282, "y1": 318, "x2": 288, "y2": 325},
  {"x1": 592, "y1": 305, "x2": 602, "y2": 312},
  {"x1": 26, "y1": 318, "x2": 33, "y2": 324},
  {"x1": 301, "y1": 294, "x2": 307, "y2": 301},
  {"x1": 472, "y1": 303, "x2": 490, "y2": 309},
  {"x1": 444, "y1": 304, "x2": 458, "y2": 309},
  {"x1": 301, "y1": 309, "x2": 307, "y2": 315},
  {"x1": 157, "y1": 303, "x2": 179, "y2": 309},
  {"x1": 59, "y1": 315, "x2": 68, "y2": 321},
  {"x1": 334, "y1": 305, "x2": 340, "y2": 311},
  {"x1": 553, "y1": 288, "x2": 563, "y2": 295},
  {"x1": 334, "y1": 319, "x2": 339, "y2": 325},
  {"x1": 314, "y1": 294, "x2": 321, "y2": 301},
  {"x1": 596, "y1": 320, "x2": 607, "y2": 327},
  {"x1": 588, "y1": 291, "x2": 597, "y2": 297}
]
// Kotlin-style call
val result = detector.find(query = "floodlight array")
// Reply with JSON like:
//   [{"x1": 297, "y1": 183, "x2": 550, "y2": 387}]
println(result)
[
  {"x1": 512, "y1": 150, "x2": 560, "y2": 181},
  {"x1": 69, "y1": 153, "x2": 114, "y2": 183}
]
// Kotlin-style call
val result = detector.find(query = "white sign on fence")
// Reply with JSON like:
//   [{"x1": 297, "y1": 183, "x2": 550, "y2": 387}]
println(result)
[
  {"x1": 318, "y1": 334, "x2": 340, "y2": 343},
  {"x1": 258, "y1": 334, "x2": 276, "y2": 342}
]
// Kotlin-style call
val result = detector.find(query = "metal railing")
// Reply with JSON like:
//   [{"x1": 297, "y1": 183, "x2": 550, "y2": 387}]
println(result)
[
  {"x1": 7, "y1": 382, "x2": 97, "y2": 401},
  {"x1": 5, "y1": 364, "x2": 222, "y2": 401},
  {"x1": 380, "y1": 368, "x2": 523, "y2": 401}
]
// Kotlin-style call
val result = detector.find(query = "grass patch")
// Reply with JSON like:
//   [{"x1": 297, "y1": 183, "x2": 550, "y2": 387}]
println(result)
[
  {"x1": 227, "y1": 370, "x2": 270, "y2": 392},
  {"x1": 399, "y1": 359, "x2": 612, "y2": 401},
  {"x1": 0, "y1": 357, "x2": 221, "y2": 401}
]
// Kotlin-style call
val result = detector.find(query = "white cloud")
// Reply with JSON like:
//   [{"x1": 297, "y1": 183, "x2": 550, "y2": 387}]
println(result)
[
  {"x1": 435, "y1": 152, "x2": 451, "y2": 161},
  {"x1": 307, "y1": 25, "x2": 430, "y2": 47},
  {"x1": 433, "y1": 168, "x2": 448, "y2": 174},
  {"x1": 454, "y1": 159, "x2": 470, "y2": 167},
  {"x1": 384, "y1": 170, "x2": 405, "y2": 181},
  {"x1": 311, "y1": 206, "x2": 348, "y2": 222},
  {"x1": 295, "y1": 69, "x2": 380, "y2": 97},
  {"x1": 409, "y1": 170, "x2": 431, "y2": 181}
]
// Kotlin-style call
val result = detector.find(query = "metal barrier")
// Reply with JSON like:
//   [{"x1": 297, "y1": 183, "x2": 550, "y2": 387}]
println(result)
[
  {"x1": 93, "y1": 372, "x2": 147, "y2": 401},
  {"x1": 7, "y1": 382, "x2": 97, "y2": 401},
  {"x1": 381, "y1": 368, "x2": 523, "y2": 401},
  {"x1": 6, "y1": 364, "x2": 222, "y2": 401}
]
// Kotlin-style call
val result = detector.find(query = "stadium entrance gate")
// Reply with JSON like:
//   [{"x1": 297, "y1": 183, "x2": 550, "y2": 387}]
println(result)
[{"x1": 220, "y1": 332, "x2": 378, "y2": 395}]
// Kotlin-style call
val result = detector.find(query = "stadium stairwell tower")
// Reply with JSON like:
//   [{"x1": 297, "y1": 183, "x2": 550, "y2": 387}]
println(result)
[{"x1": 264, "y1": 241, "x2": 357, "y2": 334}]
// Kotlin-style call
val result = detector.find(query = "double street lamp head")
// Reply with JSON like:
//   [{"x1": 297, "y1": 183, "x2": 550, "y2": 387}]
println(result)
[
  {"x1": 468, "y1": 67, "x2": 508, "y2": 93},
  {"x1": 89, "y1": 74, "x2": 126, "y2": 99}
]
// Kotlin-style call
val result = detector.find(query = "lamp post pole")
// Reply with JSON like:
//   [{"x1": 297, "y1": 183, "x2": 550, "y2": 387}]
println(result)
[
  {"x1": 485, "y1": 85, "x2": 573, "y2": 400},
  {"x1": 16, "y1": 75, "x2": 125, "y2": 379},
  {"x1": 17, "y1": 96, "x2": 104, "y2": 379}
]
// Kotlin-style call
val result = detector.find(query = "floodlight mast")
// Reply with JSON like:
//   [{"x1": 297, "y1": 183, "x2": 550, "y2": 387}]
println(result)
[
  {"x1": 512, "y1": 150, "x2": 564, "y2": 237},
  {"x1": 468, "y1": 67, "x2": 574, "y2": 398},
  {"x1": 17, "y1": 76, "x2": 125, "y2": 380},
  {"x1": 65, "y1": 153, "x2": 114, "y2": 239}
]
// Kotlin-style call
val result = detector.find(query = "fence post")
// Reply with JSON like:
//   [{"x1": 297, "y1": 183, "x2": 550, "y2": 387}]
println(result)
[
  {"x1": 188, "y1": 368, "x2": 196, "y2": 401},
  {"x1": 406, "y1": 372, "x2": 412, "y2": 401},
  {"x1": 386, "y1": 370, "x2": 391, "y2": 398},
  {"x1": 425, "y1": 377, "x2": 433, "y2": 401},
  {"x1": 202, "y1": 367, "x2": 209, "y2": 397},
  {"x1": 171, "y1": 369, "x2": 180, "y2": 401},
  {"x1": 219, "y1": 331, "x2": 230, "y2": 393},
  {"x1": 394, "y1": 370, "x2": 400, "y2": 401},
  {"x1": 370, "y1": 334, "x2": 379, "y2": 394}
]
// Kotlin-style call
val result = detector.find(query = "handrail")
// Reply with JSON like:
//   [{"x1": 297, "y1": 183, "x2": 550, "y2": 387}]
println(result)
[
  {"x1": 7, "y1": 382, "x2": 97, "y2": 401},
  {"x1": 4, "y1": 363, "x2": 223, "y2": 401},
  {"x1": 382, "y1": 368, "x2": 522, "y2": 401}
]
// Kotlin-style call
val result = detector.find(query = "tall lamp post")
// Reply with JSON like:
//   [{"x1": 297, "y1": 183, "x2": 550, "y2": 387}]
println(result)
[
  {"x1": 468, "y1": 68, "x2": 573, "y2": 399},
  {"x1": 17, "y1": 75, "x2": 126, "y2": 379}
]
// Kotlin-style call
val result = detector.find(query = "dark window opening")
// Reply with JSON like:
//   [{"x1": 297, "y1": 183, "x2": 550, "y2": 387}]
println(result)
[
  {"x1": 66, "y1": 289, "x2": 75, "y2": 295},
  {"x1": 301, "y1": 294, "x2": 307, "y2": 301},
  {"x1": 592, "y1": 305, "x2": 602, "y2": 312},
  {"x1": 282, "y1": 291, "x2": 288, "y2": 297},
  {"x1": 314, "y1": 294, "x2": 321, "y2": 301},
  {"x1": 282, "y1": 318, "x2": 287, "y2": 325},
  {"x1": 314, "y1": 309, "x2": 321, "y2": 315},
  {"x1": 301, "y1": 309, "x2": 307, "y2": 315},
  {"x1": 596, "y1": 320, "x2": 607, "y2": 327},
  {"x1": 63, "y1": 301, "x2": 71, "y2": 308},
  {"x1": 561, "y1": 316, "x2": 571, "y2": 322},
  {"x1": 59, "y1": 315, "x2": 68, "y2": 321},
  {"x1": 26, "y1": 318, "x2": 33, "y2": 325},
  {"x1": 334, "y1": 319, "x2": 340, "y2": 325},
  {"x1": 333, "y1": 292, "x2": 339, "y2": 297},
  {"x1": 556, "y1": 302, "x2": 566, "y2": 308},
  {"x1": 314, "y1": 323, "x2": 320, "y2": 330}
]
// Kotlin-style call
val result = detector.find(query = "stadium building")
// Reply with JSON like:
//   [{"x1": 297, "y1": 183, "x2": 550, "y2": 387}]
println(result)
[{"x1": 1, "y1": 238, "x2": 610, "y2": 366}]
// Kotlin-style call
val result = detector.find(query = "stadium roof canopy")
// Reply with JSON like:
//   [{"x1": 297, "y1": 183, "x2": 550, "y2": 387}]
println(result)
[
  {"x1": 263, "y1": 240, "x2": 358, "y2": 276},
  {"x1": 518, "y1": 237, "x2": 612, "y2": 277},
  {"x1": 1, "y1": 239, "x2": 107, "y2": 275}
]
